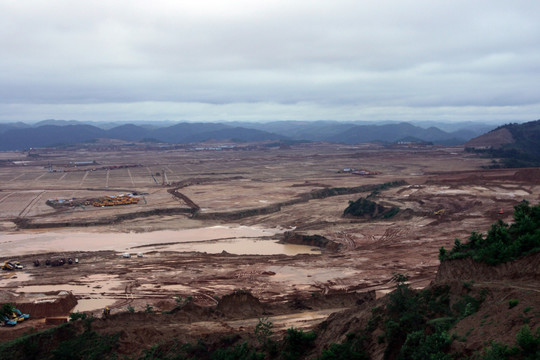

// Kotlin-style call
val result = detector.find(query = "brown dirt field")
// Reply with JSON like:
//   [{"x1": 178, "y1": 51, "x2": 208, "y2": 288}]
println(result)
[{"x1": 1, "y1": 142, "x2": 539, "y2": 351}]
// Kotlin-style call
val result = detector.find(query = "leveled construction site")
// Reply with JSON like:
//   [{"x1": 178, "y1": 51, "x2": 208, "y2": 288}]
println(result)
[{"x1": 1, "y1": 142, "x2": 539, "y2": 349}]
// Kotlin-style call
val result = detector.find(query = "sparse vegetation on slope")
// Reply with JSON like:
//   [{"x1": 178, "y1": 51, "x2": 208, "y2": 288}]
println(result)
[{"x1": 439, "y1": 200, "x2": 540, "y2": 265}]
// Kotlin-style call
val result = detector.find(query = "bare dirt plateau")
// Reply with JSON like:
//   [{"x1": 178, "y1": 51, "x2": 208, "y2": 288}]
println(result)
[{"x1": 1, "y1": 143, "x2": 539, "y2": 348}]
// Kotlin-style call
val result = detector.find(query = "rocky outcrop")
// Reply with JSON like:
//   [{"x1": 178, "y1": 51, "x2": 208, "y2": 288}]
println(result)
[{"x1": 216, "y1": 290, "x2": 265, "y2": 318}]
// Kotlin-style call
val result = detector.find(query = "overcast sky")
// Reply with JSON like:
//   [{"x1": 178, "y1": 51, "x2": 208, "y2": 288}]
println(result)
[{"x1": 1, "y1": 0, "x2": 539, "y2": 123}]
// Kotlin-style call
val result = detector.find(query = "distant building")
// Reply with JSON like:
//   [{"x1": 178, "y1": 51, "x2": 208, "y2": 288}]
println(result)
[{"x1": 70, "y1": 160, "x2": 97, "y2": 166}]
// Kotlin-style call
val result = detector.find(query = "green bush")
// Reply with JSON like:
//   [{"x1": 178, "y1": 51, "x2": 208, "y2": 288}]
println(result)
[
  {"x1": 344, "y1": 197, "x2": 381, "y2": 217},
  {"x1": 51, "y1": 330, "x2": 120, "y2": 359},
  {"x1": 282, "y1": 328, "x2": 316, "y2": 360},
  {"x1": 481, "y1": 341, "x2": 518, "y2": 360},
  {"x1": 254, "y1": 317, "x2": 273, "y2": 348},
  {"x1": 398, "y1": 330, "x2": 453, "y2": 360},
  {"x1": 210, "y1": 342, "x2": 264, "y2": 360},
  {"x1": 509, "y1": 299, "x2": 520, "y2": 309},
  {"x1": 68, "y1": 311, "x2": 87, "y2": 322},
  {"x1": 452, "y1": 294, "x2": 485, "y2": 319},
  {"x1": 318, "y1": 337, "x2": 369, "y2": 360}
]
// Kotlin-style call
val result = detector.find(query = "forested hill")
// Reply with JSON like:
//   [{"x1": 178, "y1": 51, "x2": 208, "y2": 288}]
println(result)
[{"x1": 465, "y1": 119, "x2": 540, "y2": 167}]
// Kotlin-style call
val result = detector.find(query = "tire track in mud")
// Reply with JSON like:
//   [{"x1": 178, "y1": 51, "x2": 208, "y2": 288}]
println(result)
[
  {"x1": 127, "y1": 168, "x2": 135, "y2": 186},
  {"x1": 0, "y1": 191, "x2": 16, "y2": 205},
  {"x1": 79, "y1": 171, "x2": 89, "y2": 186},
  {"x1": 7, "y1": 173, "x2": 25, "y2": 183},
  {"x1": 18, "y1": 191, "x2": 45, "y2": 217}
]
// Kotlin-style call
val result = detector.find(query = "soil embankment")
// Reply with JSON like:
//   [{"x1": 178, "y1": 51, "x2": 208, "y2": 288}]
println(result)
[
  {"x1": 13, "y1": 207, "x2": 195, "y2": 229},
  {"x1": 281, "y1": 231, "x2": 342, "y2": 251},
  {"x1": 16, "y1": 292, "x2": 78, "y2": 318},
  {"x1": 434, "y1": 252, "x2": 540, "y2": 283}
]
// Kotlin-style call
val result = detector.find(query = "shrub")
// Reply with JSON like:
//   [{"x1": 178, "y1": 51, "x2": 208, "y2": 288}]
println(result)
[
  {"x1": 318, "y1": 338, "x2": 369, "y2": 360},
  {"x1": 509, "y1": 299, "x2": 519, "y2": 309},
  {"x1": 50, "y1": 330, "x2": 120, "y2": 359},
  {"x1": 211, "y1": 342, "x2": 264, "y2": 360},
  {"x1": 282, "y1": 328, "x2": 316, "y2": 360},
  {"x1": 516, "y1": 324, "x2": 540, "y2": 356},
  {"x1": 68, "y1": 312, "x2": 87, "y2": 322},
  {"x1": 254, "y1": 317, "x2": 273, "y2": 347}
]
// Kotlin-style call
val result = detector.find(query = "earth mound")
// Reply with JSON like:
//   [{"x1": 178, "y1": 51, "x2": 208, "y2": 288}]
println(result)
[{"x1": 216, "y1": 290, "x2": 265, "y2": 318}]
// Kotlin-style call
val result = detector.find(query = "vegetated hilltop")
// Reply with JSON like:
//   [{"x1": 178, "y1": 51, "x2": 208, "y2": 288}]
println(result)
[
  {"x1": 2, "y1": 203, "x2": 539, "y2": 359},
  {"x1": 0, "y1": 120, "x2": 493, "y2": 151},
  {"x1": 465, "y1": 119, "x2": 540, "y2": 167},
  {"x1": 343, "y1": 197, "x2": 400, "y2": 219}
]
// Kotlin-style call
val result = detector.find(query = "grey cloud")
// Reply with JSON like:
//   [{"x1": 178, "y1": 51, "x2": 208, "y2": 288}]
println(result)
[{"x1": 0, "y1": 0, "x2": 539, "y2": 121}]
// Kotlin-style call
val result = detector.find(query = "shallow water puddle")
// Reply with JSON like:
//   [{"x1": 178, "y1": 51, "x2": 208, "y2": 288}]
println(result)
[
  {"x1": 16, "y1": 276, "x2": 123, "y2": 295},
  {"x1": 138, "y1": 283, "x2": 191, "y2": 292},
  {"x1": 0, "y1": 272, "x2": 32, "y2": 287},
  {"x1": 16, "y1": 284, "x2": 106, "y2": 295},
  {"x1": 72, "y1": 298, "x2": 117, "y2": 312},
  {"x1": 266, "y1": 265, "x2": 357, "y2": 283},
  {"x1": 138, "y1": 238, "x2": 321, "y2": 255},
  {"x1": 0, "y1": 226, "x2": 300, "y2": 256}
]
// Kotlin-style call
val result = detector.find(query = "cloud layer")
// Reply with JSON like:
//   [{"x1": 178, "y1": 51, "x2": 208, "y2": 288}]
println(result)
[{"x1": 1, "y1": 0, "x2": 539, "y2": 122}]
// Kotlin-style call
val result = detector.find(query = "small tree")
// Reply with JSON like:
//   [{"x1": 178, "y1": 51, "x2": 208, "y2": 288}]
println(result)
[{"x1": 255, "y1": 317, "x2": 273, "y2": 346}]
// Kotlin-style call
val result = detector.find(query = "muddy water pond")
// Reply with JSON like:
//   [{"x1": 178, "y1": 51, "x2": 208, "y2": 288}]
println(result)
[
  {"x1": 137, "y1": 238, "x2": 321, "y2": 255},
  {"x1": 72, "y1": 298, "x2": 117, "y2": 313},
  {"x1": 0, "y1": 226, "x2": 319, "y2": 256}
]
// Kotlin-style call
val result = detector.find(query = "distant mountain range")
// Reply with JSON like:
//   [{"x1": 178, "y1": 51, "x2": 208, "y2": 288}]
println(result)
[{"x1": 0, "y1": 120, "x2": 499, "y2": 151}]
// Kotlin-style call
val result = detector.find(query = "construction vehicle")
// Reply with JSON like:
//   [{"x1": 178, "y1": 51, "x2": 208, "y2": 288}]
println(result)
[
  {"x1": 13, "y1": 309, "x2": 29, "y2": 320},
  {"x1": 11, "y1": 312, "x2": 25, "y2": 322},
  {"x1": 434, "y1": 209, "x2": 445, "y2": 216},
  {"x1": 92, "y1": 194, "x2": 140, "y2": 207},
  {"x1": 2, "y1": 261, "x2": 23, "y2": 271},
  {"x1": 1, "y1": 262, "x2": 14, "y2": 271},
  {"x1": 2, "y1": 316, "x2": 16, "y2": 327}
]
